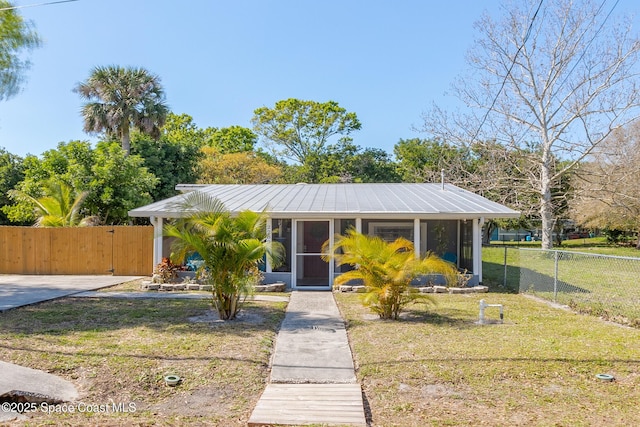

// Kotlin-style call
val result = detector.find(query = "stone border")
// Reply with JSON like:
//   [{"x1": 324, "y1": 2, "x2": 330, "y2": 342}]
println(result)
[
  {"x1": 337, "y1": 285, "x2": 489, "y2": 294},
  {"x1": 141, "y1": 281, "x2": 286, "y2": 293}
]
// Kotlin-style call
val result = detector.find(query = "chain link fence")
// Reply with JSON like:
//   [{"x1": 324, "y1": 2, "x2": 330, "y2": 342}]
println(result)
[{"x1": 495, "y1": 247, "x2": 640, "y2": 327}]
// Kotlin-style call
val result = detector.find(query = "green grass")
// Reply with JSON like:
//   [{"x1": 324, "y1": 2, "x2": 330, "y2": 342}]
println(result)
[
  {"x1": 483, "y1": 243, "x2": 640, "y2": 327},
  {"x1": 336, "y1": 292, "x2": 640, "y2": 427},
  {"x1": 0, "y1": 295, "x2": 287, "y2": 426}
]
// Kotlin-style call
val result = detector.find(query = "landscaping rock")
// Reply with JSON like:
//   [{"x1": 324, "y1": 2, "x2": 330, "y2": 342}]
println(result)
[
  {"x1": 472, "y1": 285, "x2": 489, "y2": 293},
  {"x1": 339, "y1": 285, "x2": 353, "y2": 292},
  {"x1": 199, "y1": 285, "x2": 212, "y2": 291},
  {"x1": 419, "y1": 286, "x2": 435, "y2": 293},
  {"x1": 145, "y1": 283, "x2": 160, "y2": 291},
  {"x1": 448, "y1": 287, "x2": 473, "y2": 294},
  {"x1": 172, "y1": 284, "x2": 186, "y2": 291},
  {"x1": 160, "y1": 284, "x2": 175, "y2": 291},
  {"x1": 186, "y1": 284, "x2": 200, "y2": 291},
  {"x1": 352, "y1": 285, "x2": 366, "y2": 293},
  {"x1": 433, "y1": 286, "x2": 448, "y2": 293},
  {"x1": 260, "y1": 283, "x2": 286, "y2": 292}
]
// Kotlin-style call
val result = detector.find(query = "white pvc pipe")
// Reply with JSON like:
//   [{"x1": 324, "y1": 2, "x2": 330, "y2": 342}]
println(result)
[{"x1": 479, "y1": 299, "x2": 504, "y2": 324}]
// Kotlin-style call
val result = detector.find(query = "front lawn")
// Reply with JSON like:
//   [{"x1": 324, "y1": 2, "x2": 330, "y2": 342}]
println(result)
[
  {"x1": 336, "y1": 292, "x2": 640, "y2": 427},
  {"x1": 0, "y1": 286, "x2": 287, "y2": 426}
]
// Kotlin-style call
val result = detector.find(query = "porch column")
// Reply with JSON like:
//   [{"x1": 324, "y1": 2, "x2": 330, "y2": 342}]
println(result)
[
  {"x1": 473, "y1": 217, "x2": 484, "y2": 283},
  {"x1": 266, "y1": 217, "x2": 273, "y2": 273},
  {"x1": 151, "y1": 216, "x2": 163, "y2": 269},
  {"x1": 355, "y1": 218, "x2": 362, "y2": 233},
  {"x1": 414, "y1": 218, "x2": 421, "y2": 258}
]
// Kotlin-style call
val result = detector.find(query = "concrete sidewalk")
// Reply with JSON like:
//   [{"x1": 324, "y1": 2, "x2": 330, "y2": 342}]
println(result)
[
  {"x1": 269, "y1": 291, "x2": 357, "y2": 384},
  {"x1": 0, "y1": 275, "x2": 142, "y2": 311},
  {"x1": 249, "y1": 291, "x2": 366, "y2": 426},
  {"x1": 0, "y1": 361, "x2": 79, "y2": 422}
]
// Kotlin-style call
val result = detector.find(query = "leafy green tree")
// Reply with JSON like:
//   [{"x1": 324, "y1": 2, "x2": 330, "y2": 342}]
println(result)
[
  {"x1": 206, "y1": 125, "x2": 257, "y2": 153},
  {"x1": 74, "y1": 65, "x2": 169, "y2": 155},
  {"x1": 87, "y1": 142, "x2": 157, "y2": 223},
  {"x1": 4, "y1": 140, "x2": 157, "y2": 224},
  {"x1": 0, "y1": 147, "x2": 24, "y2": 224},
  {"x1": 347, "y1": 147, "x2": 400, "y2": 183},
  {"x1": 131, "y1": 113, "x2": 204, "y2": 200},
  {"x1": 252, "y1": 98, "x2": 361, "y2": 181},
  {"x1": 164, "y1": 192, "x2": 284, "y2": 320},
  {"x1": 8, "y1": 180, "x2": 89, "y2": 227},
  {"x1": 323, "y1": 230, "x2": 458, "y2": 320},
  {"x1": 394, "y1": 138, "x2": 469, "y2": 183},
  {"x1": 313, "y1": 142, "x2": 400, "y2": 183},
  {"x1": 0, "y1": 0, "x2": 41, "y2": 101}
]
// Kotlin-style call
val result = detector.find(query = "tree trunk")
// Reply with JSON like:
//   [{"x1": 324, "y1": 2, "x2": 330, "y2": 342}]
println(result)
[
  {"x1": 540, "y1": 149, "x2": 554, "y2": 250},
  {"x1": 121, "y1": 125, "x2": 131, "y2": 156}
]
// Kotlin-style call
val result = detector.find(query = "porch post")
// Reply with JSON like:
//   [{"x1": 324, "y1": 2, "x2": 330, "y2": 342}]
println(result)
[
  {"x1": 355, "y1": 218, "x2": 362, "y2": 233},
  {"x1": 266, "y1": 217, "x2": 273, "y2": 273},
  {"x1": 151, "y1": 216, "x2": 163, "y2": 269},
  {"x1": 473, "y1": 217, "x2": 484, "y2": 283},
  {"x1": 414, "y1": 218, "x2": 421, "y2": 258}
]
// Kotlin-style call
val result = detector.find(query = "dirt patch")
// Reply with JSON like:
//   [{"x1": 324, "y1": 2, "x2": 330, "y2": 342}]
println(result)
[{"x1": 147, "y1": 386, "x2": 232, "y2": 417}]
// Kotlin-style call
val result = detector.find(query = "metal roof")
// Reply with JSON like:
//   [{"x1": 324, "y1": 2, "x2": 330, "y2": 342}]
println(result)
[{"x1": 128, "y1": 183, "x2": 520, "y2": 219}]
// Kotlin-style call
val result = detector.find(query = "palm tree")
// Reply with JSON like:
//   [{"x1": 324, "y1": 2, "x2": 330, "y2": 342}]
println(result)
[
  {"x1": 323, "y1": 229, "x2": 458, "y2": 320},
  {"x1": 74, "y1": 65, "x2": 169, "y2": 155},
  {"x1": 164, "y1": 192, "x2": 284, "y2": 320},
  {"x1": 8, "y1": 180, "x2": 91, "y2": 227}
]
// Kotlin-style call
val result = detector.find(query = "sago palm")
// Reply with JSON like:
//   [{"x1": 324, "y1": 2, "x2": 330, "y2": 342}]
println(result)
[
  {"x1": 164, "y1": 191, "x2": 284, "y2": 320},
  {"x1": 323, "y1": 229, "x2": 458, "y2": 320},
  {"x1": 74, "y1": 65, "x2": 169, "y2": 155}
]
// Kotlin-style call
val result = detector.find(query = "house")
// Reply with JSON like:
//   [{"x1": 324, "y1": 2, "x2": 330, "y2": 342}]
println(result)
[{"x1": 128, "y1": 183, "x2": 520, "y2": 290}]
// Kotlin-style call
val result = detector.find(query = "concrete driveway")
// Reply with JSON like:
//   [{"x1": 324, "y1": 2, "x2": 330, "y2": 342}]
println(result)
[{"x1": 0, "y1": 275, "x2": 143, "y2": 311}]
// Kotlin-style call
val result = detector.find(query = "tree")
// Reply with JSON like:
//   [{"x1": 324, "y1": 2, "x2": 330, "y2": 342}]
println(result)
[
  {"x1": 74, "y1": 65, "x2": 169, "y2": 155},
  {"x1": 0, "y1": 1, "x2": 41, "y2": 101},
  {"x1": 8, "y1": 180, "x2": 90, "y2": 227},
  {"x1": 394, "y1": 138, "x2": 471, "y2": 183},
  {"x1": 0, "y1": 147, "x2": 24, "y2": 224},
  {"x1": 570, "y1": 122, "x2": 640, "y2": 247},
  {"x1": 197, "y1": 146, "x2": 282, "y2": 184},
  {"x1": 422, "y1": 0, "x2": 640, "y2": 249},
  {"x1": 308, "y1": 140, "x2": 401, "y2": 183},
  {"x1": 252, "y1": 98, "x2": 361, "y2": 181},
  {"x1": 88, "y1": 141, "x2": 157, "y2": 223},
  {"x1": 131, "y1": 113, "x2": 204, "y2": 200},
  {"x1": 323, "y1": 230, "x2": 458, "y2": 320},
  {"x1": 206, "y1": 125, "x2": 257, "y2": 153},
  {"x1": 4, "y1": 140, "x2": 157, "y2": 225},
  {"x1": 164, "y1": 192, "x2": 284, "y2": 320}
]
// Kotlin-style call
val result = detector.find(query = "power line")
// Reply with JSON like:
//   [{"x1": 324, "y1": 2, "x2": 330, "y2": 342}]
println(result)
[
  {"x1": 469, "y1": 0, "x2": 545, "y2": 144},
  {"x1": 555, "y1": 0, "x2": 620, "y2": 93},
  {"x1": 0, "y1": 0, "x2": 79, "y2": 12}
]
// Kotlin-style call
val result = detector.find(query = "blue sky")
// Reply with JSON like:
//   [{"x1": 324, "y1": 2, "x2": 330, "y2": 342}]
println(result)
[{"x1": 0, "y1": 0, "x2": 635, "y2": 159}]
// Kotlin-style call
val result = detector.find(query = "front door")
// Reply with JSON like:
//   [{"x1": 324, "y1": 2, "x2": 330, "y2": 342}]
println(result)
[{"x1": 293, "y1": 220, "x2": 332, "y2": 290}]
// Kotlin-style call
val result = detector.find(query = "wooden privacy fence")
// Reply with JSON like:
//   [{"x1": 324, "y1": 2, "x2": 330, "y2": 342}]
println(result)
[{"x1": 0, "y1": 226, "x2": 154, "y2": 275}]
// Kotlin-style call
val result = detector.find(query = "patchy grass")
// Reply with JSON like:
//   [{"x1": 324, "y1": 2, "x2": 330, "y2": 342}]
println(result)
[
  {"x1": 336, "y1": 292, "x2": 640, "y2": 427},
  {"x1": 0, "y1": 294, "x2": 287, "y2": 426},
  {"x1": 483, "y1": 246, "x2": 640, "y2": 327}
]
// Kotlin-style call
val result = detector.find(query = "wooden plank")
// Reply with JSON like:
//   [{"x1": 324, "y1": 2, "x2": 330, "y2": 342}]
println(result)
[{"x1": 248, "y1": 383, "x2": 366, "y2": 427}]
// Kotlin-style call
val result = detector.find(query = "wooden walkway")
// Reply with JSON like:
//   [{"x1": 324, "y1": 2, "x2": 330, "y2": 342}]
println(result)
[{"x1": 248, "y1": 383, "x2": 366, "y2": 426}]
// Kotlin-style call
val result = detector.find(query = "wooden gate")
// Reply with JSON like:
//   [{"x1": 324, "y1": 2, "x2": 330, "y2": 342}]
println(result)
[{"x1": 0, "y1": 226, "x2": 153, "y2": 275}]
